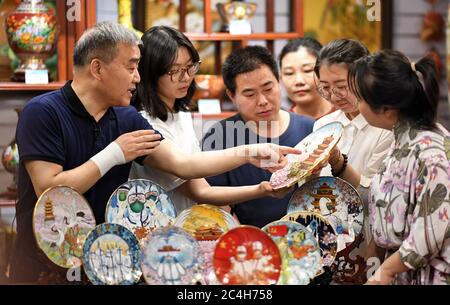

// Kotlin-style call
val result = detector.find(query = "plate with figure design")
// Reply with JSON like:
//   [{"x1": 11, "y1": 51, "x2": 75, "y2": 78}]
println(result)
[
  {"x1": 33, "y1": 185, "x2": 96, "y2": 269},
  {"x1": 270, "y1": 122, "x2": 343, "y2": 190},
  {"x1": 281, "y1": 211, "x2": 337, "y2": 269},
  {"x1": 262, "y1": 220, "x2": 322, "y2": 285},
  {"x1": 82, "y1": 223, "x2": 142, "y2": 285},
  {"x1": 141, "y1": 226, "x2": 203, "y2": 285},
  {"x1": 213, "y1": 226, "x2": 281, "y2": 285},
  {"x1": 174, "y1": 204, "x2": 240, "y2": 284},
  {"x1": 288, "y1": 176, "x2": 364, "y2": 252},
  {"x1": 105, "y1": 179, "x2": 177, "y2": 243}
]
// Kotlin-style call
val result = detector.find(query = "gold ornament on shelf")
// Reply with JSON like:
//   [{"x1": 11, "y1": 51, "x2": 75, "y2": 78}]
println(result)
[{"x1": 217, "y1": 1, "x2": 257, "y2": 34}]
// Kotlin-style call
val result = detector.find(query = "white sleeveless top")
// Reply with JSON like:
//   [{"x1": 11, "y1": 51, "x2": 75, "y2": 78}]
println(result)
[{"x1": 129, "y1": 111, "x2": 201, "y2": 213}]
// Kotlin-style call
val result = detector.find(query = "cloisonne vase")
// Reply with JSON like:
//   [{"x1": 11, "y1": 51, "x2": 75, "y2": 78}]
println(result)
[
  {"x1": 5, "y1": 0, "x2": 59, "y2": 82},
  {"x1": 1, "y1": 108, "x2": 20, "y2": 199}
]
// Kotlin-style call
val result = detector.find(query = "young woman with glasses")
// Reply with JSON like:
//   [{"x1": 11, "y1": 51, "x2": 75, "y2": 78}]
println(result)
[
  {"x1": 314, "y1": 39, "x2": 393, "y2": 189},
  {"x1": 279, "y1": 37, "x2": 334, "y2": 120},
  {"x1": 130, "y1": 26, "x2": 291, "y2": 214},
  {"x1": 312, "y1": 39, "x2": 394, "y2": 282}
]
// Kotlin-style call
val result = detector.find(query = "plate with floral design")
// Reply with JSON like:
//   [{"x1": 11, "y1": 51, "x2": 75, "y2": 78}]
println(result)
[
  {"x1": 281, "y1": 211, "x2": 337, "y2": 268},
  {"x1": 262, "y1": 220, "x2": 322, "y2": 285},
  {"x1": 288, "y1": 176, "x2": 364, "y2": 252},
  {"x1": 270, "y1": 122, "x2": 343, "y2": 190},
  {"x1": 33, "y1": 185, "x2": 96, "y2": 269},
  {"x1": 105, "y1": 179, "x2": 177, "y2": 243},
  {"x1": 141, "y1": 226, "x2": 203, "y2": 285},
  {"x1": 82, "y1": 223, "x2": 142, "y2": 285},
  {"x1": 174, "y1": 204, "x2": 239, "y2": 284},
  {"x1": 213, "y1": 226, "x2": 281, "y2": 285}
]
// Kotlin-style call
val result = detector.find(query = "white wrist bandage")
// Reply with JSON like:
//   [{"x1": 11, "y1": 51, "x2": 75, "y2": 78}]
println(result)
[{"x1": 90, "y1": 142, "x2": 126, "y2": 177}]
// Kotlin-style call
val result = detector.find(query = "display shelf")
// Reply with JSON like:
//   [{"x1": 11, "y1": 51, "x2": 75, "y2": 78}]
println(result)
[
  {"x1": 186, "y1": 32, "x2": 302, "y2": 42},
  {"x1": 191, "y1": 111, "x2": 236, "y2": 120},
  {"x1": 0, "y1": 199, "x2": 15, "y2": 207},
  {"x1": 0, "y1": 82, "x2": 65, "y2": 91}
]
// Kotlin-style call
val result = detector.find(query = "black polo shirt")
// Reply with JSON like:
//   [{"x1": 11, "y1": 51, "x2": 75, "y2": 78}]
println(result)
[{"x1": 11, "y1": 81, "x2": 162, "y2": 282}]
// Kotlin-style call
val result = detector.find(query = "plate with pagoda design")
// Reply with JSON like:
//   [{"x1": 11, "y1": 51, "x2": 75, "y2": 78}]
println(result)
[
  {"x1": 213, "y1": 226, "x2": 281, "y2": 285},
  {"x1": 141, "y1": 226, "x2": 203, "y2": 285},
  {"x1": 270, "y1": 122, "x2": 343, "y2": 190},
  {"x1": 33, "y1": 185, "x2": 96, "y2": 269},
  {"x1": 105, "y1": 179, "x2": 177, "y2": 243},
  {"x1": 262, "y1": 220, "x2": 322, "y2": 285},
  {"x1": 82, "y1": 223, "x2": 142, "y2": 285},
  {"x1": 281, "y1": 211, "x2": 337, "y2": 268},
  {"x1": 174, "y1": 204, "x2": 240, "y2": 284},
  {"x1": 288, "y1": 176, "x2": 364, "y2": 252}
]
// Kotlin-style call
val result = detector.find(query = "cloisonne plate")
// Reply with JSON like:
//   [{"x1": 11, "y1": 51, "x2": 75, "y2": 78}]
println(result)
[
  {"x1": 173, "y1": 204, "x2": 239, "y2": 240},
  {"x1": 105, "y1": 179, "x2": 177, "y2": 243},
  {"x1": 281, "y1": 211, "x2": 337, "y2": 268},
  {"x1": 141, "y1": 226, "x2": 203, "y2": 285},
  {"x1": 174, "y1": 204, "x2": 240, "y2": 284},
  {"x1": 213, "y1": 226, "x2": 281, "y2": 285},
  {"x1": 270, "y1": 122, "x2": 344, "y2": 190},
  {"x1": 32, "y1": 185, "x2": 96, "y2": 269},
  {"x1": 82, "y1": 223, "x2": 142, "y2": 285},
  {"x1": 288, "y1": 176, "x2": 364, "y2": 252},
  {"x1": 262, "y1": 220, "x2": 322, "y2": 285}
]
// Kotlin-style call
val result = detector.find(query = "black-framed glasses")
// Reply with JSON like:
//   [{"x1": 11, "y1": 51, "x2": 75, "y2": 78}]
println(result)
[
  {"x1": 167, "y1": 61, "x2": 201, "y2": 82},
  {"x1": 317, "y1": 85, "x2": 349, "y2": 101}
]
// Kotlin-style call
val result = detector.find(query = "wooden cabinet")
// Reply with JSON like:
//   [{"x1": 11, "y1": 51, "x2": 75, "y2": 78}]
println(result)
[
  {"x1": 1, "y1": 0, "x2": 304, "y2": 89},
  {"x1": 131, "y1": 0, "x2": 304, "y2": 111},
  {"x1": 134, "y1": 0, "x2": 304, "y2": 74}
]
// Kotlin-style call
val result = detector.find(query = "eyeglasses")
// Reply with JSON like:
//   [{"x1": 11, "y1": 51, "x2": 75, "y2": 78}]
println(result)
[
  {"x1": 167, "y1": 61, "x2": 201, "y2": 82},
  {"x1": 317, "y1": 85, "x2": 349, "y2": 101}
]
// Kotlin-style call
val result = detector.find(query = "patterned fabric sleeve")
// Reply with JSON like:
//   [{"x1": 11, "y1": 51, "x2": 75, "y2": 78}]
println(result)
[{"x1": 399, "y1": 156, "x2": 450, "y2": 270}]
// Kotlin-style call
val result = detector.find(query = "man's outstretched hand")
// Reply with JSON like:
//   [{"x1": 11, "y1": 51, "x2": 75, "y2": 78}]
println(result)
[{"x1": 246, "y1": 143, "x2": 301, "y2": 172}]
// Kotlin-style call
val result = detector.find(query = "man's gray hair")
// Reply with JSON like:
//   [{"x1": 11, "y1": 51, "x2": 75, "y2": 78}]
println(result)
[{"x1": 73, "y1": 21, "x2": 142, "y2": 67}]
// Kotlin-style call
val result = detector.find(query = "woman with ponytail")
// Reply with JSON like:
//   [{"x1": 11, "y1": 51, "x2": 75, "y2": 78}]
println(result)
[{"x1": 334, "y1": 49, "x2": 450, "y2": 284}]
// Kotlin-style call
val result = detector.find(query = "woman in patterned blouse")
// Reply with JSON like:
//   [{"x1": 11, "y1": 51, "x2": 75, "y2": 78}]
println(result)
[{"x1": 328, "y1": 49, "x2": 449, "y2": 285}]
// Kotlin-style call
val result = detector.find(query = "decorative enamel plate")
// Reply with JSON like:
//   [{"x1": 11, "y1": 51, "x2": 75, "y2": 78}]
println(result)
[
  {"x1": 174, "y1": 204, "x2": 239, "y2": 240},
  {"x1": 213, "y1": 226, "x2": 281, "y2": 285},
  {"x1": 105, "y1": 179, "x2": 177, "y2": 243},
  {"x1": 288, "y1": 176, "x2": 364, "y2": 252},
  {"x1": 174, "y1": 204, "x2": 239, "y2": 284},
  {"x1": 141, "y1": 226, "x2": 203, "y2": 285},
  {"x1": 270, "y1": 122, "x2": 344, "y2": 190},
  {"x1": 82, "y1": 223, "x2": 142, "y2": 285},
  {"x1": 281, "y1": 211, "x2": 337, "y2": 268},
  {"x1": 262, "y1": 220, "x2": 322, "y2": 285},
  {"x1": 32, "y1": 185, "x2": 96, "y2": 269}
]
